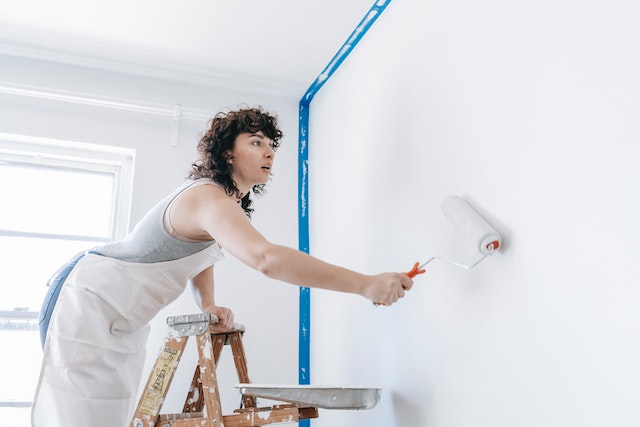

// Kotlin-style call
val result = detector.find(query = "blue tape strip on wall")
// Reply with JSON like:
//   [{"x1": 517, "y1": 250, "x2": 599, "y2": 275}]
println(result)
[{"x1": 297, "y1": 1, "x2": 393, "y2": 419}]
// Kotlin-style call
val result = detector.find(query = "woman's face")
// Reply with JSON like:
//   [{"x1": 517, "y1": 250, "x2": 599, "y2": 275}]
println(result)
[{"x1": 227, "y1": 131, "x2": 275, "y2": 192}]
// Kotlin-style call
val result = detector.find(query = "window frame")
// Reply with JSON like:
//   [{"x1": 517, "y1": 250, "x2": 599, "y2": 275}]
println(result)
[{"x1": 0, "y1": 132, "x2": 134, "y2": 241}]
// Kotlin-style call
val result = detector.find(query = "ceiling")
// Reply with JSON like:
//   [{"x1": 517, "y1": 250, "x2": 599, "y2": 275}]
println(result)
[{"x1": 0, "y1": 0, "x2": 376, "y2": 97}]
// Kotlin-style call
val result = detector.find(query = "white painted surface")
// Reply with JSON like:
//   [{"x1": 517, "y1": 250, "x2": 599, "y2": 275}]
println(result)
[
  {"x1": 308, "y1": 0, "x2": 640, "y2": 425},
  {"x1": 0, "y1": 0, "x2": 374, "y2": 96}
]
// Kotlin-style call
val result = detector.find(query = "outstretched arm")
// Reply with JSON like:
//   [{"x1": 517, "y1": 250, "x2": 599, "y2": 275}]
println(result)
[{"x1": 186, "y1": 185, "x2": 413, "y2": 306}]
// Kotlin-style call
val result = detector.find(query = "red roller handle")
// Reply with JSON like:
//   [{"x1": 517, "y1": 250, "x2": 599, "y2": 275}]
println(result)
[{"x1": 406, "y1": 261, "x2": 426, "y2": 278}]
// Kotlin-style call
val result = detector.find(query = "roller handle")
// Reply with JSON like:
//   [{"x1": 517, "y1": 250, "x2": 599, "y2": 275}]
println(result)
[{"x1": 406, "y1": 261, "x2": 427, "y2": 278}]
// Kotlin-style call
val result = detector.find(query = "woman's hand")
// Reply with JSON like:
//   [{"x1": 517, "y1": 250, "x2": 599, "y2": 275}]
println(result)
[
  {"x1": 362, "y1": 273, "x2": 414, "y2": 306},
  {"x1": 203, "y1": 305, "x2": 235, "y2": 330}
]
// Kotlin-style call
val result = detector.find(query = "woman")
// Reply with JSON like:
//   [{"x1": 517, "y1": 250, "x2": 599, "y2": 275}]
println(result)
[{"x1": 32, "y1": 107, "x2": 413, "y2": 427}]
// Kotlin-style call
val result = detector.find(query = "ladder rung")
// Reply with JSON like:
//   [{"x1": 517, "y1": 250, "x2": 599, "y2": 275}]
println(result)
[{"x1": 156, "y1": 412, "x2": 203, "y2": 421}]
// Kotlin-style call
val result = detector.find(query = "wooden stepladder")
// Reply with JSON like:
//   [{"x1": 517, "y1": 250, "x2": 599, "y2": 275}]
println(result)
[{"x1": 129, "y1": 313, "x2": 318, "y2": 427}]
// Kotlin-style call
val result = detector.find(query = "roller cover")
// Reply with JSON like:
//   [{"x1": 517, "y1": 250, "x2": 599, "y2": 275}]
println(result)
[{"x1": 442, "y1": 195, "x2": 501, "y2": 255}]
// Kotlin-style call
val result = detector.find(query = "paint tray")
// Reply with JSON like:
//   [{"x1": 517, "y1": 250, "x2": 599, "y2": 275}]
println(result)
[{"x1": 236, "y1": 384, "x2": 381, "y2": 410}]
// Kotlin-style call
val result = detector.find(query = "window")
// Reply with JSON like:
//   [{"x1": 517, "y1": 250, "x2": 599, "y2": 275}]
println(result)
[{"x1": 0, "y1": 133, "x2": 134, "y2": 425}]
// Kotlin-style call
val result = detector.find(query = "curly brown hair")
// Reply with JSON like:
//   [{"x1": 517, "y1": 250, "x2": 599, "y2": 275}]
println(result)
[{"x1": 188, "y1": 107, "x2": 283, "y2": 217}]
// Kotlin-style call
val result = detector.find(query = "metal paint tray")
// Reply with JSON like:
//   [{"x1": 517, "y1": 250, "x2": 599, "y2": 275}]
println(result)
[{"x1": 236, "y1": 384, "x2": 381, "y2": 410}]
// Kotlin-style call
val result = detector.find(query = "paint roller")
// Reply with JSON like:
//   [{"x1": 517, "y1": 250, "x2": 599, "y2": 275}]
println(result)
[{"x1": 406, "y1": 195, "x2": 502, "y2": 278}]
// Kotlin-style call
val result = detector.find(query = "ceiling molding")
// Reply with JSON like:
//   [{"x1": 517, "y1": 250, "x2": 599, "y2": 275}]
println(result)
[{"x1": 0, "y1": 36, "x2": 302, "y2": 99}]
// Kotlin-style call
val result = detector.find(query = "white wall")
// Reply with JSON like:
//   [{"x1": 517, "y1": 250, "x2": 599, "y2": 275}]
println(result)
[
  {"x1": 308, "y1": 0, "x2": 640, "y2": 426},
  {"x1": 0, "y1": 54, "x2": 301, "y2": 414}
]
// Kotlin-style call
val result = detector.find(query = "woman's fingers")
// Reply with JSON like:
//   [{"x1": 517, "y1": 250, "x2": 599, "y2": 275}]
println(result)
[
  {"x1": 208, "y1": 306, "x2": 235, "y2": 329},
  {"x1": 370, "y1": 272, "x2": 414, "y2": 306}
]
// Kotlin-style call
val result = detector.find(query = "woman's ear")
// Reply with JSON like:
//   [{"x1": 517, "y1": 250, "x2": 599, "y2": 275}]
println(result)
[{"x1": 224, "y1": 151, "x2": 234, "y2": 164}]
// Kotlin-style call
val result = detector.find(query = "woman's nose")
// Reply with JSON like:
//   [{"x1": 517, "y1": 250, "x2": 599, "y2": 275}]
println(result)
[{"x1": 266, "y1": 145, "x2": 275, "y2": 157}]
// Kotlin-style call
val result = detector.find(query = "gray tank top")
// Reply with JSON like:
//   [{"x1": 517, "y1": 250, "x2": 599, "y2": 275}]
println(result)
[{"x1": 95, "y1": 179, "x2": 219, "y2": 263}]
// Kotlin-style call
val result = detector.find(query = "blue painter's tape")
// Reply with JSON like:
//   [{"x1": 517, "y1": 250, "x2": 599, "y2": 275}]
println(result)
[
  {"x1": 300, "y1": 0, "x2": 392, "y2": 104},
  {"x1": 298, "y1": 100, "x2": 311, "y2": 389},
  {"x1": 297, "y1": 2, "x2": 392, "y2": 424}
]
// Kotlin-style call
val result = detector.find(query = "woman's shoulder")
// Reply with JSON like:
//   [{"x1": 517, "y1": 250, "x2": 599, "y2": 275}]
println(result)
[
  {"x1": 179, "y1": 179, "x2": 231, "y2": 207},
  {"x1": 180, "y1": 178, "x2": 224, "y2": 195}
]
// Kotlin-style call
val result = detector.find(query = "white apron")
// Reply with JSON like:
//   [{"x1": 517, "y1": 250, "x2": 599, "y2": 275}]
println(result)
[{"x1": 31, "y1": 244, "x2": 224, "y2": 427}]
